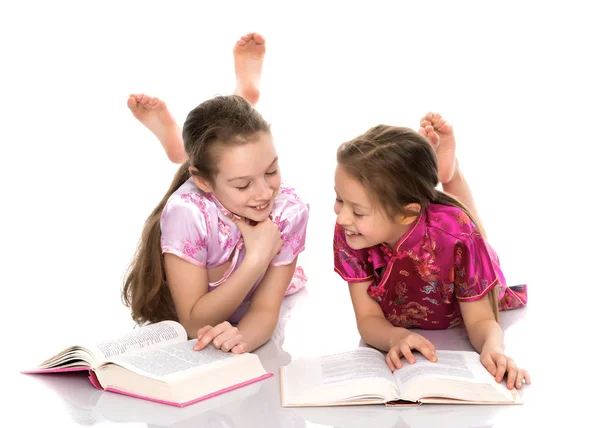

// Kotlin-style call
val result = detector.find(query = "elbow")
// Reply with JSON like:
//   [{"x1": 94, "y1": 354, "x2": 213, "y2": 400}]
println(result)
[{"x1": 355, "y1": 316, "x2": 375, "y2": 342}]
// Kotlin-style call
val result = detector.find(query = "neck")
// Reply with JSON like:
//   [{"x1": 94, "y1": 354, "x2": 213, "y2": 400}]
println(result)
[{"x1": 384, "y1": 222, "x2": 413, "y2": 250}]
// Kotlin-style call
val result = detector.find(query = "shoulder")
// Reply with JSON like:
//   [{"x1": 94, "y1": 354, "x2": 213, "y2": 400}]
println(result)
[
  {"x1": 161, "y1": 179, "x2": 222, "y2": 232},
  {"x1": 271, "y1": 184, "x2": 310, "y2": 231},
  {"x1": 425, "y1": 203, "x2": 481, "y2": 241}
]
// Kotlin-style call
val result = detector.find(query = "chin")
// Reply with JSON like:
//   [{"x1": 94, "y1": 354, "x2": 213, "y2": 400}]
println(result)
[
  {"x1": 345, "y1": 238, "x2": 368, "y2": 250},
  {"x1": 245, "y1": 210, "x2": 271, "y2": 223}
]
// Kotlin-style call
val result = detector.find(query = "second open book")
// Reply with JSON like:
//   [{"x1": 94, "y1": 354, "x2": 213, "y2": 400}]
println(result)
[
  {"x1": 22, "y1": 320, "x2": 271, "y2": 407},
  {"x1": 280, "y1": 347, "x2": 520, "y2": 407}
]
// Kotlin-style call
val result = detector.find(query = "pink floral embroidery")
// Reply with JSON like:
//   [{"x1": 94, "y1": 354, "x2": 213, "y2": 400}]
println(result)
[
  {"x1": 181, "y1": 192, "x2": 211, "y2": 230},
  {"x1": 217, "y1": 218, "x2": 236, "y2": 250},
  {"x1": 280, "y1": 186, "x2": 299, "y2": 199},
  {"x1": 182, "y1": 237, "x2": 207, "y2": 257}
]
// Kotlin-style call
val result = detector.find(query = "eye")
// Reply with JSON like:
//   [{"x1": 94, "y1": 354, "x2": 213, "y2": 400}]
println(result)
[
  {"x1": 265, "y1": 169, "x2": 278, "y2": 176},
  {"x1": 353, "y1": 212, "x2": 364, "y2": 218},
  {"x1": 236, "y1": 183, "x2": 250, "y2": 191},
  {"x1": 335, "y1": 198, "x2": 342, "y2": 203}
]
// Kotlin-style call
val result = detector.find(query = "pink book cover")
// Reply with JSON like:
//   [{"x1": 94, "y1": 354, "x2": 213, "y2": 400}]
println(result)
[{"x1": 22, "y1": 367, "x2": 273, "y2": 407}]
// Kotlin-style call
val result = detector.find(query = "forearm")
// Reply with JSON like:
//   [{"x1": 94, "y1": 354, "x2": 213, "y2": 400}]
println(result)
[
  {"x1": 357, "y1": 315, "x2": 405, "y2": 352},
  {"x1": 236, "y1": 308, "x2": 279, "y2": 352},
  {"x1": 442, "y1": 161, "x2": 487, "y2": 238},
  {"x1": 185, "y1": 257, "x2": 269, "y2": 333},
  {"x1": 466, "y1": 319, "x2": 505, "y2": 353}
]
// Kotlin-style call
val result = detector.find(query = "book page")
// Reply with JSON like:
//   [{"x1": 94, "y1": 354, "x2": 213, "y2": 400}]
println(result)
[
  {"x1": 393, "y1": 350, "x2": 514, "y2": 403},
  {"x1": 393, "y1": 351, "x2": 477, "y2": 386},
  {"x1": 318, "y1": 348, "x2": 395, "y2": 385},
  {"x1": 90, "y1": 320, "x2": 187, "y2": 364},
  {"x1": 105, "y1": 339, "x2": 238, "y2": 379},
  {"x1": 282, "y1": 347, "x2": 398, "y2": 406}
]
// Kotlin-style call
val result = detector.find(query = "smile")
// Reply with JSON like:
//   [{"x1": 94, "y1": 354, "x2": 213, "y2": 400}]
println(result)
[
  {"x1": 344, "y1": 229, "x2": 361, "y2": 236},
  {"x1": 249, "y1": 202, "x2": 270, "y2": 212}
]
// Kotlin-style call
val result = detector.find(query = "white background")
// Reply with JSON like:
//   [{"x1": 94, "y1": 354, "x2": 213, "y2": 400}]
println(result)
[{"x1": 2, "y1": 0, "x2": 599, "y2": 425}]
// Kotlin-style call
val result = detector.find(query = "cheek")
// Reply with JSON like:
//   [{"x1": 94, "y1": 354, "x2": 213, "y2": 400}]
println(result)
[
  {"x1": 268, "y1": 173, "x2": 282, "y2": 190},
  {"x1": 219, "y1": 189, "x2": 245, "y2": 208}
]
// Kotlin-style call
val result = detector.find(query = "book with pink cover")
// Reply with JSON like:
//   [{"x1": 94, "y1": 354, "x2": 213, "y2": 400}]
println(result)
[{"x1": 22, "y1": 320, "x2": 273, "y2": 407}]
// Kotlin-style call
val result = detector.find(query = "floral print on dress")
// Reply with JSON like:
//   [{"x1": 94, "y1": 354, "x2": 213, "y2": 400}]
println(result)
[
  {"x1": 333, "y1": 203, "x2": 527, "y2": 330},
  {"x1": 160, "y1": 177, "x2": 310, "y2": 323}
]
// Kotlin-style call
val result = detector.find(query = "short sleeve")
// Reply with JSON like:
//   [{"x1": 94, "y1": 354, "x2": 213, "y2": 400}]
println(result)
[
  {"x1": 454, "y1": 231, "x2": 507, "y2": 302},
  {"x1": 270, "y1": 199, "x2": 309, "y2": 266},
  {"x1": 333, "y1": 224, "x2": 373, "y2": 283},
  {"x1": 160, "y1": 196, "x2": 209, "y2": 268}
]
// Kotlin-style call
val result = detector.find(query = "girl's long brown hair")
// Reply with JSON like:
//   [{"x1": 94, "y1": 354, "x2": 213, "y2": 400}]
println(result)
[
  {"x1": 122, "y1": 95, "x2": 271, "y2": 325},
  {"x1": 337, "y1": 125, "x2": 499, "y2": 320}
]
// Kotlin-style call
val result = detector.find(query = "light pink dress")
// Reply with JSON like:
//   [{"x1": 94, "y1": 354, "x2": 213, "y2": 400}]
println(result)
[{"x1": 160, "y1": 178, "x2": 309, "y2": 323}]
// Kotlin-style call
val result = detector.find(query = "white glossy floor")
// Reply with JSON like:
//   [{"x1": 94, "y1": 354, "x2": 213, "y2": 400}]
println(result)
[{"x1": 4, "y1": 1, "x2": 599, "y2": 427}]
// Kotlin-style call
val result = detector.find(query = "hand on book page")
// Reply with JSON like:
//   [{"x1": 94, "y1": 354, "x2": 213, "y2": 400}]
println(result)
[
  {"x1": 22, "y1": 321, "x2": 273, "y2": 407},
  {"x1": 280, "y1": 348, "x2": 521, "y2": 407}
]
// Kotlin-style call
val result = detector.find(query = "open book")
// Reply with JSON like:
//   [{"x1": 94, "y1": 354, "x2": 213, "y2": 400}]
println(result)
[
  {"x1": 280, "y1": 348, "x2": 520, "y2": 407},
  {"x1": 21, "y1": 320, "x2": 272, "y2": 407}
]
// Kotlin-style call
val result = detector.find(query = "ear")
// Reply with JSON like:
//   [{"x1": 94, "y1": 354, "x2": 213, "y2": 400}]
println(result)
[
  {"x1": 395, "y1": 203, "x2": 421, "y2": 225},
  {"x1": 189, "y1": 166, "x2": 213, "y2": 193}
]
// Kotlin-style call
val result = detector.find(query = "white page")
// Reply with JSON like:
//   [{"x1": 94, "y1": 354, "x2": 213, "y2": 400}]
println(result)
[
  {"x1": 283, "y1": 348, "x2": 398, "y2": 405},
  {"x1": 107, "y1": 339, "x2": 237, "y2": 379},
  {"x1": 90, "y1": 320, "x2": 187, "y2": 363},
  {"x1": 393, "y1": 351, "x2": 477, "y2": 386}
]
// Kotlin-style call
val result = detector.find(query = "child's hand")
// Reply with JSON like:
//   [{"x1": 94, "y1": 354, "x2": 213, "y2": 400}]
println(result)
[
  {"x1": 235, "y1": 217, "x2": 283, "y2": 263},
  {"x1": 480, "y1": 347, "x2": 531, "y2": 390},
  {"x1": 193, "y1": 321, "x2": 247, "y2": 354},
  {"x1": 386, "y1": 328, "x2": 437, "y2": 371}
]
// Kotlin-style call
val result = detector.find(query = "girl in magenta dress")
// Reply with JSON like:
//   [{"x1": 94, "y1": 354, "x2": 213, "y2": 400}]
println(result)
[
  {"x1": 333, "y1": 113, "x2": 530, "y2": 391},
  {"x1": 122, "y1": 33, "x2": 308, "y2": 355}
]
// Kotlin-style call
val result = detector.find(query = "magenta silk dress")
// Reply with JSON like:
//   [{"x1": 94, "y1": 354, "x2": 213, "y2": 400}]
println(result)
[
  {"x1": 160, "y1": 178, "x2": 309, "y2": 323},
  {"x1": 334, "y1": 203, "x2": 527, "y2": 329}
]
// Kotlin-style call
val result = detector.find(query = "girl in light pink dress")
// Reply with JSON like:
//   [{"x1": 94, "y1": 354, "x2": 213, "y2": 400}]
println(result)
[
  {"x1": 122, "y1": 33, "x2": 308, "y2": 355},
  {"x1": 333, "y1": 113, "x2": 530, "y2": 391}
]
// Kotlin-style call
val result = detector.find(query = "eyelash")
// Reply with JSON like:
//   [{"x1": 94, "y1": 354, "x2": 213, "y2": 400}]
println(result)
[
  {"x1": 236, "y1": 170, "x2": 278, "y2": 191},
  {"x1": 335, "y1": 198, "x2": 363, "y2": 218}
]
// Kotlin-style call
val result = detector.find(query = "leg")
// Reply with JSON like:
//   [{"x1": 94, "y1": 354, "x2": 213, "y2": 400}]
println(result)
[
  {"x1": 127, "y1": 94, "x2": 186, "y2": 164},
  {"x1": 127, "y1": 33, "x2": 267, "y2": 165},
  {"x1": 233, "y1": 32, "x2": 266, "y2": 106},
  {"x1": 419, "y1": 113, "x2": 487, "y2": 238}
]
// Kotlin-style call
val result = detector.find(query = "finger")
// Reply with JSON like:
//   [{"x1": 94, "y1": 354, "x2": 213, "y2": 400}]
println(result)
[
  {"x1": 231, "y1": 342, "x2": 247, "y2": 354},
  {"x1": 399, "y1": 344, "x2": 416, "y2": 364},
  {"x1": 416, "y1": 339, "x2": 437, "y2": 362},
  {"x1": 196, "y1": 322, "x2": 231, "y2": 349},
  {"x1": 480, "y1": 353, "x2": 497, "y2": 376},
  {"x1": 385, "y1": 353, "x2": 396, "y2": 371},
  {"x1": 221, "y1": 333, "x2": 243, "y2": 352},
  {"x1": 389, "y1": 349, "x2": 403, "y2": 370},
  {"x1": 213, "y1": 326, "x2": 239, "y2": 349},
  {"x1": 495, "y1": 357, "x2": 508, "y2": 383},
  {"x1": 515, "y1": 370, "x2": 526, "y2": 389},
  {"x1": 523, "y1": 370, "x2": 531, "y2": 385},
  {"x1": 506, "y1": 362, "x2": 517, "y2": 390},
  {"x1": 193, "y1": 326, "x2": 213, "y2": 350}
]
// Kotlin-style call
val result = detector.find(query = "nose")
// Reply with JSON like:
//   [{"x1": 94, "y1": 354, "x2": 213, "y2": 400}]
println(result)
[
  {"x1": 336, "y1": 206, "x2": 352, "y2": 227},
  {"x1": 255, "y1": 179, "x2": 273, "y2": 202}
]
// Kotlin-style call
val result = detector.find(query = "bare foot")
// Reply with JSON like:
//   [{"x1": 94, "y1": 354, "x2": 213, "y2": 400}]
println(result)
[
  {"x1": 419, "y1": 112, "x2": 457, "y2": 184},
  {"x1": 127, "y1": 94, "x2": 186, "y2": 164},
  {"x1": 233, "y1": 32, "x2": 265, "y2": 106}
]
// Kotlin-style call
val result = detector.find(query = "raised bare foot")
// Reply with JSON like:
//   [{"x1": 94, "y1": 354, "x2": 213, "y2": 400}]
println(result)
[
  {"x1": 419, "y1": 112, "x2": 457, "y2": 184},
  {"x1": 233, "y1": 32, "x2": 265, "y2": 106},
  {"x1": 127, "y1": 94, "x2": 186, "y2": 164}
]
